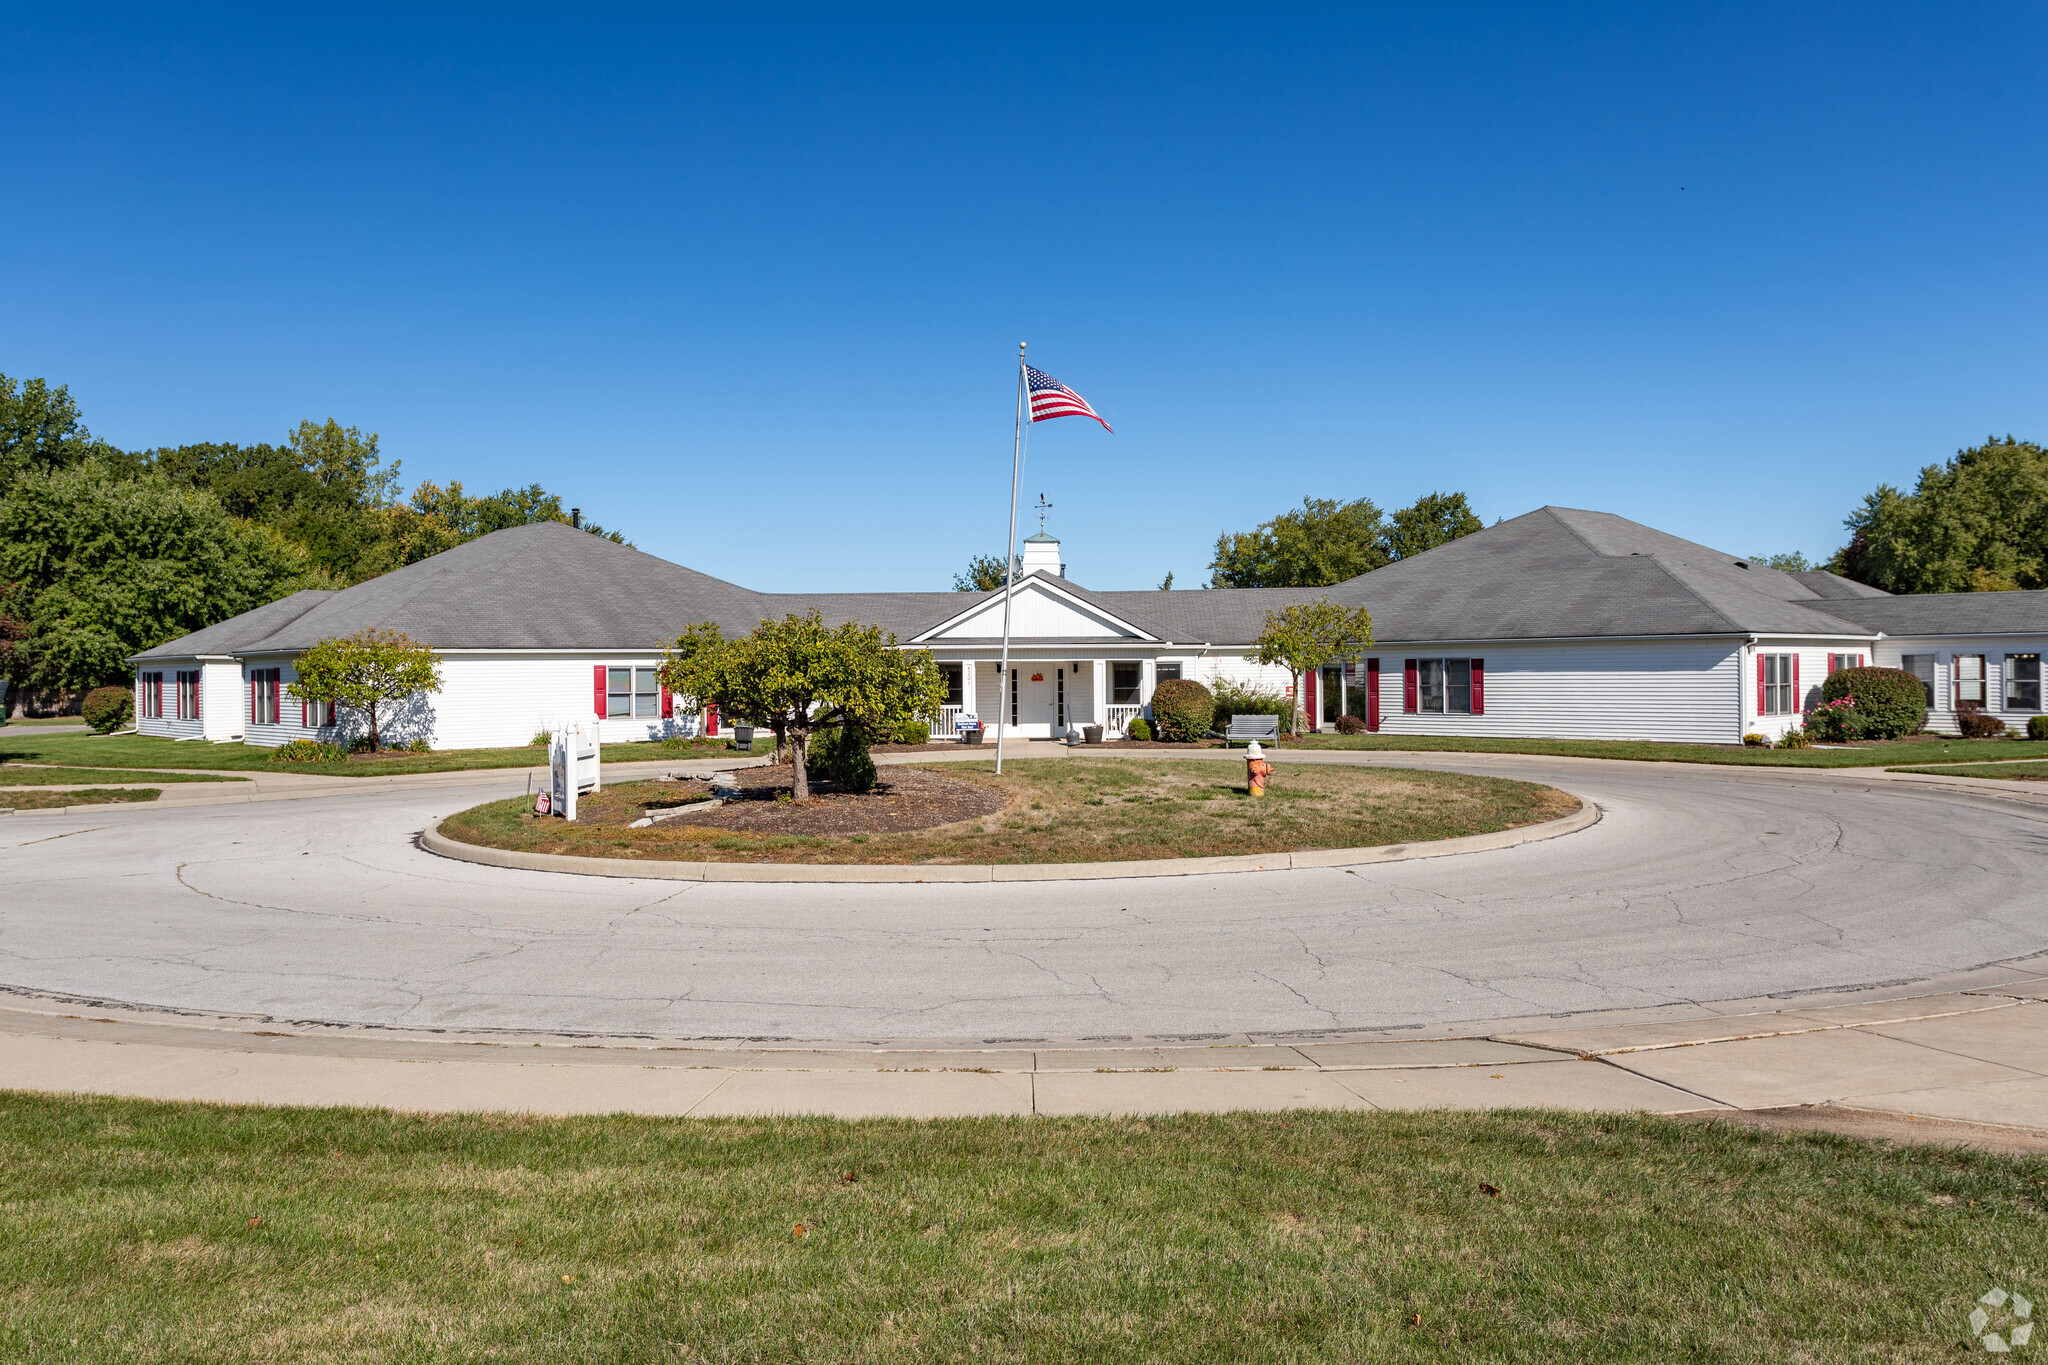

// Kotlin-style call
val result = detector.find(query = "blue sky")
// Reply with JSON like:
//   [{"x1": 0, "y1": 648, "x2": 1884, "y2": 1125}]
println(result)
[{"x1": 5, "y1": 4, "x2": 2043, "y2": 590}]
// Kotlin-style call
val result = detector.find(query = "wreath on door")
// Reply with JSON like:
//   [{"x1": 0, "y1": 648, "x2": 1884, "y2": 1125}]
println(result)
[{"x1": 1030, "y1": 673, "x2": 1044, "y2": 681}]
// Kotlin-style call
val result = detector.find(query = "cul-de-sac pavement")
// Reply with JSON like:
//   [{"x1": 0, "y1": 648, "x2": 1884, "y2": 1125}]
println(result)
[{"x1": 6, "y1": 746, "x2": 2045, "y2": 1143}]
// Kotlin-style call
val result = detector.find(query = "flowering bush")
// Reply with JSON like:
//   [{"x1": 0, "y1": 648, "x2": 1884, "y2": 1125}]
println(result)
[
  {"x1": 1742, "y1": 732, "x2": 1768, "y2": 747},
  {"x1": 1802, "y1": 696, "x2": 1868, "y2": 743}
]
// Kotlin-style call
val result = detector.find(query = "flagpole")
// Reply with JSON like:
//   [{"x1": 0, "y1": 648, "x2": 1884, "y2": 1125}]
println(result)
[{"x1": 995, "y1": 342, "x2": 1026, "y2": 775}]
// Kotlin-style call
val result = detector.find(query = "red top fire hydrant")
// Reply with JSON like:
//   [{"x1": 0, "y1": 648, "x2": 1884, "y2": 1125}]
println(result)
[{"x1": 1245, "y1": 740, "x2": 1272, "y2": 797}]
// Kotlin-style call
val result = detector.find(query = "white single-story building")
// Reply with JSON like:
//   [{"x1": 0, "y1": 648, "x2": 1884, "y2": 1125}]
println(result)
[{"x1": 130, "y1": 506, "x2": 2048, "y2": 748}]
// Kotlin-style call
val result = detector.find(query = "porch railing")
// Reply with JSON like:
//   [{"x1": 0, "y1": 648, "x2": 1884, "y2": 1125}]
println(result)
[
  {"x1": 1105, "y1": 703, "x2": 1143, "y2": 738},
  {"x1": 929, "y1": 705, "x2": 965, "y2": 739}
]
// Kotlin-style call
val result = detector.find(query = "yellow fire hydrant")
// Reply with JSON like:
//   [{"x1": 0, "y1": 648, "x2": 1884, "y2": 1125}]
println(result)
[{"x1": 1245, "y1": 740, "x2": 1272, "y2": 797}]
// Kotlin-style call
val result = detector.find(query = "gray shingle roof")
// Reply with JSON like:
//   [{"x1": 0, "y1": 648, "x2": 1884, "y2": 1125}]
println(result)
[
  {"x1": 134, "y1": 505, "x2": 2022, "y2": 663},
  {"x1": 1794, "y1": 590, "x2": 2048, "y2": 637},
  {"x1": 131, "y1": 589, "x2": 335, "y2": 661}
]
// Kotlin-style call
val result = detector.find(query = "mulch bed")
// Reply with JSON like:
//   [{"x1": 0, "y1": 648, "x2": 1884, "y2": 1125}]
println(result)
[{"x1": 602, "y1": 764, "x2": 1006, "y2": 838}]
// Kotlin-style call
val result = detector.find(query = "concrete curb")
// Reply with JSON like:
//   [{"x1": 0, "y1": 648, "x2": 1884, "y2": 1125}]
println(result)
[{"x1": 417, "y1": 794, "x2": 1601, "y2": 882}]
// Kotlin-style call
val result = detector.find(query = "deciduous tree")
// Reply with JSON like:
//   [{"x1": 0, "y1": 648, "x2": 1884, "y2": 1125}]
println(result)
[
  {"x1": 659, "y1": 614, "x2": 946, "y2": 801},
  {"x1": 1210, "y1": 497, "x2": 1388, "y2": 588},
  {"x1": 953, "y1": 554, "x2": 1009, "y2": 592},
  {"x1": 1251, "y1": 599, "x2": 1375, "y2": 735},
  {"x1": 289, "y1": 629, "x2": 444, "y2": 751},
  {"x1": 1385, "y1": 491, "x2": 1483, "y2": 561},
  {"x1": 1829, "y1": 436, "x2": 2048, "y2": 592}
]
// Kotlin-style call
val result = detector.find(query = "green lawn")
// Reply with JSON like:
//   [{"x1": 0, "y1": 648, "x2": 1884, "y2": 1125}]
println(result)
[
  {"x1": 0, "y1": 731, "x2": 760, "y2": 779},
  {"x1": 1285, "y1": 732, "x2": 2048, "y2": 767},
  {"x1": 0, "y1": 765, "x2": 243, "y2": 786},
  {"x1": 1890, "y1": 760, "x2": 2048, "y2": 781},
  {"x1": 0, "y1": 716, "x2": 90, "y2": 728},
  {"x1": 2, "y1": 1094, "x2": 2042, "y2": 1363},
  {"x1": 1, "y1": 788, "x2": 160, "y2": 808}
]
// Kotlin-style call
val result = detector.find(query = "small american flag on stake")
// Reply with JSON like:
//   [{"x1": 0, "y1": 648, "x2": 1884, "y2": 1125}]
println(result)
[{"x1": 1026, "y1": 366, "x2": 1112, "y2": 432}]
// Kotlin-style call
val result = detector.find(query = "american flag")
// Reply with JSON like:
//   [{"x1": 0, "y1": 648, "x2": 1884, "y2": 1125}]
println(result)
[{"x1": 1026, "y1": 366, "x2": 1112, "y2": 432}]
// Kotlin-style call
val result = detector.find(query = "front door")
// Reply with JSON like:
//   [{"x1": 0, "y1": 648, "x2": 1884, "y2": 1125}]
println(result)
[{"x1": 1008, "y1": 668, "x2": 1060, "y2": 737}]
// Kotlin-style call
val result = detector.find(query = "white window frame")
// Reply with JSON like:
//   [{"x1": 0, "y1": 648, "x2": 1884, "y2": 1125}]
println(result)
[
  {"x1": 305, "y1": 696, "x2": 337, "y2": 728},
  {"x1": 1762, "y1": 654, "x2": 1796, "y2": 716},
  {"x1": 1955, "y1": 654, "x2": 1986, "y2": 707},
  {"x1": 1902, "y1": 654, "x2": 1937, "y2": 708},
  {"x1": 140, "y1": 672, "x2": 163, "y2": 719},
  {"x1": 1415, "y1": 658, "x2": 1473, "y2": 714},
  {"x1": 2007, "y1": 653, "x2": 2042, "y2": 712},
  {"x1": 176, "y1": 670, "x2": 198, "y2": 720},
  {"x1": 251, "y1": 668, "x2": 281, "y2": 726},
  {"x1": 606, "y1": 665, "x2": 661, "y2": 720}
]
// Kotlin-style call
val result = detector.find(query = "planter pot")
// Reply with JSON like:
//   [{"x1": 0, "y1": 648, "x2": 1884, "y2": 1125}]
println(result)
[
  {"x1": 962, "y1": 728, "x2": 984, "y2": 745},
  {"x1": 1083, "y1": 724, "x2": 1103, "y2": 744}
]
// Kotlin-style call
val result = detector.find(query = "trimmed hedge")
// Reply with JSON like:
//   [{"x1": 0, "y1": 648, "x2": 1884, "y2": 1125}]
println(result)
[
  {"x1": 82, "y1": 686, "x2": 133, "y2": 733},
  {"x1": 1149, "y1": 677, "x2": 1215, "y2": 743},
  {"x1": 1817, "y1": 666, "x2": 1925, "y2": 740}
]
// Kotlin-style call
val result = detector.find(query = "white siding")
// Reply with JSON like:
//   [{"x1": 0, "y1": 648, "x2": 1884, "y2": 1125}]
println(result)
[
  {"x1": 1351, "y1": 639, "x2": 1745, "y2": 744},
  {"x1": 925, "y1": 584, "x2": 1145, "y2": 642},
  {"x1": 1875, "y1": 635, "x2": 2047, "y2": 736}
]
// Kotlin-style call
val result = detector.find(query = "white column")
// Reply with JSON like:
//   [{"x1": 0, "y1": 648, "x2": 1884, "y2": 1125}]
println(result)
[
  {"x1": 1141, "y1": 659, "x2": 1156, "y2": 716},
  {"x1": 1092, "y1": 658, "x2": 1107, "y2": 734}
]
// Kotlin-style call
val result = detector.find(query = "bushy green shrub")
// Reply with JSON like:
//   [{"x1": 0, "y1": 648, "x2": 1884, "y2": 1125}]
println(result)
[
  {"x1": 1775, "y1": 726, "x2": 1808, "y2": 749},
  {"x1": 892, "y1": 718, "x2": 931, "y2": 745},
  {"x1": 271, "y1": 738, "x2": 345, "y2": 763},
  {"x1": 812, "y1": 724, "x2": 877, "y2": 793},
  {"x1": 82, "y1": 686, "x2": 133, "y2": 733},
  {"x1": 1149, "y1": 678, "x2": 1215, "y2": 743},
  {"x1": 348, "y1": 736, "x2": 378, "y2": 754},
  {"x1": 2030, "y1": 715, "x2": 2048, "y2": 741},
  {"x1": 1210, "y1": 681, "x2": 1293, "y2": 736},
  {"x1": 403, "y1": 737, "x2": 431, "y2": 752},
  {"x1": 1956, "y1": 703, "x2": 2010, "y2": 739},
  {"x1": 530, "y1": 729, "x2": 552, "y2": 748},
  {"x1": 1126, "y1": 717, "x2": 1153, "y2": 741},
  {"x1": 1818, "y1": 666, "x2": 1925, "y2": 739}
]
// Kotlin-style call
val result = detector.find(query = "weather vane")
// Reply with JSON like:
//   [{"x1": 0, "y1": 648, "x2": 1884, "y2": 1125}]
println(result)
[{"x1": 1034, "y1": 492, "x2": 1052, "y2": 535}]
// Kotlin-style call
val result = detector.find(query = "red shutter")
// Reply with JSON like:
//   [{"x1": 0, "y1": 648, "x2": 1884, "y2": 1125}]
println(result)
[
  {"x1": 1304, "y1": 670, "x2": 1317, "y2": 730},
  {"x1": 1470, "y1": 658, "x2": 1484, "y2": 715},
  {"x1": 660, "y1": 684, "x2": 673, "y2": 719},
  {"x1": 193, "y1": 673, "x2": 201, "y2": 720},
  {"x1": 300, "y1": 696, "x2": 307, "y2": 727},
  {"x1": 1365, "y1": 658, "x2": 1381, "y2": 731},
  {"x1": 154, "y1": 675, "x2": 163, "y2": 720},
  {"x1": 1757, "y1": 654, "x2": 1767, "y2": 714},
  {"x1": 1403, "y1": 660, "x2": 1418, "y2": 713},
  {"x1": 706, "y1": 703, "x2": 719, "y2": 737},
  {"x1": 593, "y1": 665, "x2": 607, "y2": 718}
]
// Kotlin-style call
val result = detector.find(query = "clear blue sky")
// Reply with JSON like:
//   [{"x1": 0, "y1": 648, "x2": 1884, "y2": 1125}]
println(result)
[{"x1": 6, "y1": 4, "x2": 2043, "y2": 591}]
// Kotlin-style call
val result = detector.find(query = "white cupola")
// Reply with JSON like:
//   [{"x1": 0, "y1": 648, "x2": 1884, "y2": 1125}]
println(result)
[{"x1": 1019, "y1": 532, "x2": 1064, "y2": 578}]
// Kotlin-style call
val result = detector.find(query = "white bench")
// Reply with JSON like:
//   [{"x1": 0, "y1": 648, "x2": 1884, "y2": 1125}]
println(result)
[{"x1": 1223, "y1": 713, "x2": 1280, "y2": 747}]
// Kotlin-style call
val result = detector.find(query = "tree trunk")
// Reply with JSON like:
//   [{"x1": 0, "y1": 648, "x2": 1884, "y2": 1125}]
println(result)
[
  {"x1": 369, "y1": 700, "x2": 381, "y2": 751},
  {"x1": 1291, "y1": 669, "x2": 1304, "y2": 737},
  {"x1": 789, "y1": 731, "x2": 811, "y2": 802}
]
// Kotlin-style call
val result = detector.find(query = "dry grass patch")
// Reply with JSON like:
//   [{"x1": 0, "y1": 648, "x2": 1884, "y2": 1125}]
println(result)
[
  {"x1": 1, "y1": 788, "x2": 160, "y2": 809},
  {"x1": 439, "y1": 758, "x2": 1578, "y2": 865}
]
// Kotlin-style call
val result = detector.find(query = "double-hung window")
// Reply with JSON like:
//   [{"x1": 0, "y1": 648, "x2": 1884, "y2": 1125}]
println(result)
[
  {"x1": 1955, "y1": 654, "x2": 1986, "y2": 707},
  {"x1": 1761, "y1": 654, "x2": 1796, "y2": 716},
  {"x1": 2007, "y1": 654, "x2": 2042, "y2": 711},
  {"x1": 305, "y1": 697, "x2": 336, "y2": 727},
  {"x1": 176, "y1": 670, "x2": 199, "y2": 720},
  {"x1": 250, "y1": 668, "x2": 281, "y2": 725},
  {"x1": 1111, "y1": 662, "x2": 1142, "y2": 705},
  {"x1": 1415, "y1": 658, "x2": 1473, "y2": 714},
  {"x1": 1902, "y1": 654, "x2": 1937, "y2": 707},
  {"x1": 607, "y1": 667, "x2": 660, "y2": 719},
  {"x1": 140, "y1": 672, "x2": 163, "y2": 719}
]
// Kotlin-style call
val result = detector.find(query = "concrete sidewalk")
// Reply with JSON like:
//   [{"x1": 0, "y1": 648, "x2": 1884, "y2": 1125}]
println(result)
[{"x1": 5, "y1": 964, "x2": 2043, "y2": 1150}]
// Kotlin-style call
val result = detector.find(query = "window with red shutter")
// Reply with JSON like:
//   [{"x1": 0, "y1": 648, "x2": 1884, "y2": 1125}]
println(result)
[
  {"x1": 1470, "y1": 658, "x2": 1485, "y2": 715},
  {"x1": 1403, "y1": 660, "x2": 1418, "y2": 713}
]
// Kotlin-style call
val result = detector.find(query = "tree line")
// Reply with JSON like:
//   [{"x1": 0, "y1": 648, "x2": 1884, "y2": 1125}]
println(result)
[{"x1": 0, "y1": 373, "x2": 624, "y2": 697}]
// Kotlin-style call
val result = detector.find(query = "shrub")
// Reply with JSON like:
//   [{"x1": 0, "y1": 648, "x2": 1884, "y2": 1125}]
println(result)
[
  {"x1": 1774, "y1": 726, "x2": 1808, "y2": 749},
  {"x1": 2031, "y1": 715, "x2": 2048, "y2": 741},
  {"x1": 1210, "y1": 681, "x2": 1293, "y2": 736},
  {"x1": 812, "y1": 724, "x2": 877, "y2": 793},
  {"x1": 1802, "y1": 697, "x2": 1868, "y2": 744},
  {"x1": 1742, "y1": 733, "x2": 1768, "y2": 747},
  {"x1": 82, "y1": 686, "x2": 133, "y2": 733},
  {"x1": 348, "y1": 736, "x2": 378, "y2": 754},
  {"x1": 402, "y1": 737, "x2": 432, "y2": 752},
  {"x1": 271, "y1": 738, "x2": 345, "y2": 764},
  {"x1": 1956, "y1": 702, "x2": 2010, "y2": 739},
  {"x1": 1149, "y1": 677, "x2": 1215, "y2": 743},
  {"x1": 530, "y1": 729, "x2": 552, "y2": 748},
  {"x1": 1126, "y1": 716, "x2": 1154, "y2": 741},
  {"x1": 892, "y1": 718, "x2": 931, "y2": 745},
  {"x1": 1334, "y1": 713, "x2": 1366, "y2": 734},
  {"x1": 1818, "y1": 666, "x2": 1925, "y2": 739}
]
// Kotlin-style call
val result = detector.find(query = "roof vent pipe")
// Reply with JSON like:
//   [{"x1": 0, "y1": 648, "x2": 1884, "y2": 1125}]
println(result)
[{"x1": 571, "y1": 508, "x2": 582, "y2": 529}]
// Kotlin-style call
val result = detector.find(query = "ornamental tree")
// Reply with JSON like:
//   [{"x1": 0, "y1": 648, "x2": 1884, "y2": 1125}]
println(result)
[
  {"x1": 1251, "y1": 598, "x2": 1375, "y2": 735},
  {"x1": 288, "y1": 628, "x2": 443, "y2": 751},
  {"x1": 658, "y1": 613, "x2": 946, "y2": 802}
]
